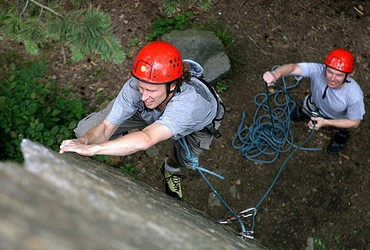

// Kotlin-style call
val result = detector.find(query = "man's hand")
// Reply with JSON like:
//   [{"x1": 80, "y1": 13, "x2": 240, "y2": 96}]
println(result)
[
  {"x1": 59, "y1": 121, "x2": 173, "y2": 157},
  {"x1": 308, "y1": 117, "x2": 326, "y2": 130},
  {"x1": 263, "y1": 64, "x2": 302, "y2": 86},
  {"x1": 262, "y1": 71, "x2": 278, "y2": 86},
  {"x1": 308, "y1": 117, "x2": 361, "y2": 130},
  {"x1": 59, "y1": 138, "x2": 96, "y2": 156}
]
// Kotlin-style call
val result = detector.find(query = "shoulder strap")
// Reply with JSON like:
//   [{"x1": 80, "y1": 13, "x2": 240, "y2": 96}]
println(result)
[
  {"x1": 194, "y1": 76, "x2": 225, "y2": 138},
  {"x1": 184, "y1": 59, "x2": 226, "y2": 138}
]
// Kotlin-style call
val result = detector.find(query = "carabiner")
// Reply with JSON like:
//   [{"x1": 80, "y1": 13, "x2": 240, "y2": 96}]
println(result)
[
  {"x1": 238, "y1": 207, "x2": 257, "y2": 218},
  {"x1": 218, "y1": 207, "x2": 256, "y2": 224},
  {"x1": 310, "y1": 111, "x2": 320, "y2": 125},
  {"x1": 241, "y1": 231, "x2": 254, "y2": 240}
]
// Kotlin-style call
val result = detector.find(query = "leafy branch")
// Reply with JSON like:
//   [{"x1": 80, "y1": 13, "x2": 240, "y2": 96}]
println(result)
[
  {"x1": 0, "y1": 0, "x2": 125, "y2": 64},
  {"x1": 162, "y1": 0, "x2": 212, "y2": 15},
  {"x1": 27, "y1": 0, "x2": 63, "y2": 17}
]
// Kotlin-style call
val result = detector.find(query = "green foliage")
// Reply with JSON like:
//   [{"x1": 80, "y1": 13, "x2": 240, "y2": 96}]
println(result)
[
  {"x1": 203, "y1": 23, "x2": 242, "y2": 74},
  {"x1": 215, "y1": 80, "x2": 229, "y2": 94},
  {"x1": 119, "y1": 163, "x2": 138, "y2": 178},
  {"x1": 0, "y1": 1, "x2": 125, "y2": 63},
  {"x1": 314, "y1": 238, "x2": 326, "y2": 250},
  {"x1": 70, "y1": 0, "x2": 91, "y2": 5},
  {"x1": 0, "y1": 60, "x2": 90, "y2": 162},
  {"x1": 129, "y1": 37, "x2": 139, "y2": 47},
  {"x1": 93, "y1": 155, "x2": 112, "y2": 164},
  {"x1": 334, "y1": 235, "x2": 341, "y2": 248},
  {"x1": 162, "y1": 0, "x2": 212, "y2": 15},
  {"x1": 148, "y1": 11, "x2": 194, "y2": 41},
  {"x1": 213, "y1": 28, "x2": 235, "y2": 50}
]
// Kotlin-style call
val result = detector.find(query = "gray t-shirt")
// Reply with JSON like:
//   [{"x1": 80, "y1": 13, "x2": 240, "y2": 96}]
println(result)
[
  {"x1": 297, "y1": 62, "x2": 365, "y2": 120},
  {"x1": 106, "y1": 77, "x2": 218, "y2": 139}
]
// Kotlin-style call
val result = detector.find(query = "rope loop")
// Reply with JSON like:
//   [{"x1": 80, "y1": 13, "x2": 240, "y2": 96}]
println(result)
[
  {"x1": 224, "y1": 66, "x2": 322, "y2": 237},
  {"x1": 178, "y1": 137, "x2": 225, "y2": 179},
  {"x1": 177, "y1": 137, "x2": 246, "y2": 234},
  {"x1": 232, "y1": 67, "x2": 321, "y2": 163}
]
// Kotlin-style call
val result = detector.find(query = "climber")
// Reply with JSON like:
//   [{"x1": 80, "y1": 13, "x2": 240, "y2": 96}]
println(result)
[
  {"x1": 263, "y1": 48, "x2": 365, "y2": 154},
  {"x1": 59, "y1": 41, "x2": 224, "y2": 200}
]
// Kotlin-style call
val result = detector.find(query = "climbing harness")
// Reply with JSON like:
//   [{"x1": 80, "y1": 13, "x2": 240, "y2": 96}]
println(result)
[{"x1": 219, "y1": 66, "x2": 322, "y2": 239}]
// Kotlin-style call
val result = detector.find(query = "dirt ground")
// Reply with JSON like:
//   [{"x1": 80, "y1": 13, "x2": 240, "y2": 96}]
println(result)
[{"x1": 6, "y1": 0, "x2": 370, "y2": 249}]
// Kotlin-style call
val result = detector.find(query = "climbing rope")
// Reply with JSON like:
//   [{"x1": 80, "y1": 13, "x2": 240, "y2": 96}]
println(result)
[
  {"x1": 177, "y1": 137, "x2": 249, "y2": 238},
  {"x1": 232, "y1": 67, "x2": 320, "y2": 163},
  {"x1": 220, "y1": 66, "x2": 322, "y2": 238}
]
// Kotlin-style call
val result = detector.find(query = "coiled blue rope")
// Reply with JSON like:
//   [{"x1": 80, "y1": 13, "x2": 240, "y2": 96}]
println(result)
[
  {"x1": 228, "y1": 66, "x2": 322, "y2": 238},
  {"x1": 232, "y1": 68, "x2": 320, "y2": 163}
]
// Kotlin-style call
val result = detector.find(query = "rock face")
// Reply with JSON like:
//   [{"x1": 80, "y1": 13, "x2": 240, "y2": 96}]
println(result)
[
  {"x1": 0, "y1": 139, "x2": 266, "y2": 250},
  {"x1": 161, "y1": 29, "x2": 231, "y2": 83}
]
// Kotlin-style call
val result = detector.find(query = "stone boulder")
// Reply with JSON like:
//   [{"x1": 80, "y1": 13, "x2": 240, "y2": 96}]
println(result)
[
  {"x1": 161, "y1": 29, "x2": 231, "y2": 83},
  {"x1": 0, "y1": 139, "x2": 267, "y2": 250}
]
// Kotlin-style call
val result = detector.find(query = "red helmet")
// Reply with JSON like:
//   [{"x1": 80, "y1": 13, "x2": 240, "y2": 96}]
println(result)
[
  {"x1": 324, "y1": 48, "x2": 355, "y2": 73},
  {"x1": 131, "y1": 41, "x2": 183, "y2": 84}
]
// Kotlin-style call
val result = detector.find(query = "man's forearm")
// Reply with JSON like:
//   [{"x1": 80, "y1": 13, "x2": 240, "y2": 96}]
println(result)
[
  {"x1": 324, "y1": 118, "x2": 361, "y2": 129},
  {"x1": 273, "y1": 63, "x2": 300, "y2": 79},
  {"x1": 80, "y1": 120, "x2": 116, "y2": 144}
]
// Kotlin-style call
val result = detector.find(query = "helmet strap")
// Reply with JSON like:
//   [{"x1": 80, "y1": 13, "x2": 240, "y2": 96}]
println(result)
[
  {"x1": 155, "y1": 82, "x2": 177, "y2": 111},
  {"x1": 339, "y1": 73, "x2": 349, "y2": 85}
]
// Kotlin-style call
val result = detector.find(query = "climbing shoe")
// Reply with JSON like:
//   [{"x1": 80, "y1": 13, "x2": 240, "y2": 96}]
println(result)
[
  {"x1": 161, "y1": 166, "x2": 186, "y2": 200},
  {"x1": 291, "y1": 106, "x2": 309, "y2": 122},
  {"x1": 326, "y1": 129, "x2": 349, "y2": 154}
]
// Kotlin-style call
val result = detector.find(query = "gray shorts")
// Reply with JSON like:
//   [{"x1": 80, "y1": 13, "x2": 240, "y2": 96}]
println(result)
[
  {"x1": 74, "y1": 99, "x2": 148, "y2": 139},
  {"x1": 74, "y1": 99, "x2": 220, "y2": 168}
]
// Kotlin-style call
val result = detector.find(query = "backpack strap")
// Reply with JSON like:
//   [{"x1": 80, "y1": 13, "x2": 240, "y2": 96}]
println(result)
[
  {"x1": 183, "y1": 59, "x2": 226, "y2": 138},
  {"x1": 184, "y1": 59, "x2": 226, "y2": 138}
]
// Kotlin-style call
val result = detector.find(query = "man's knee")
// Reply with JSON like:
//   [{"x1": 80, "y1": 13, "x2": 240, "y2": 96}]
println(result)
[{"x1": 74, "y1": 99, "x2": 115, "y2": 137}]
